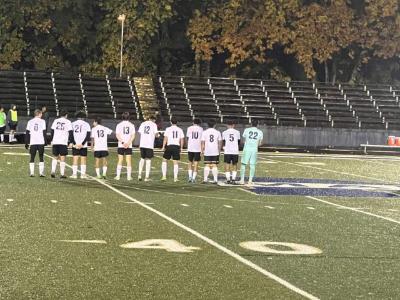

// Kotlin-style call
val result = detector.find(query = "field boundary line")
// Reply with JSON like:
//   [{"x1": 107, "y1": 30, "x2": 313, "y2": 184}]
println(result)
[
  {"x1": 259, "y1": 157, "x2": 397, "y2": 184},
  {"x1": 306, "y1": 196, "x2": 400, "y2": 225},
  {"x1": 43, "y1": 153, "x2": 318, "y2": 300}
]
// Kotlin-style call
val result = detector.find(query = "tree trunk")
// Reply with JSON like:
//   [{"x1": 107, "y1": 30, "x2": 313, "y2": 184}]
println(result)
[
  {"x1": 195, "y1": 60, "x2": 201, "y2": 77},
  {"x1": 324, "y1": 61, "x2": 329, "y2": 83},
  {"x1": 348, "y1": 49, "x2": 366, "y2": 84}
]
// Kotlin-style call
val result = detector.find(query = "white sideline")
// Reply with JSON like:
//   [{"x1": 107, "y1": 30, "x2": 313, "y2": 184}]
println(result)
[
  {"x1": 44, "y1": 154, "x2": 318, "y2": 300},
  {"x1": 306, "y1": 196, "x2": 400, "y2": 225}
]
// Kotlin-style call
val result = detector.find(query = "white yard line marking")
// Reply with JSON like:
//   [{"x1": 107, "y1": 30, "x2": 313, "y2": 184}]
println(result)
[
  {"x1": 297, "y1": 162, "x2": 326, "y2": 166},
  {"x1": 3, "y1": 152, "x2": 29, "y2": 156},
  {"x1": 180, "y1": 204, "x2": 189, "y2": 207},
  {"x1": 44, "y1": 154, "x2": 318, "y2": 300},
  {"x1": 51, "y1": 200, "x2": 58, "y2": 203},
  {"x1": 306, "y1": 196, "x2": 400, "y2": 225},
  {"x1": 223, "y1": 205, "x2": 233, "y2": 208},
  {"x1": 94, "y1": 201, "x2": 102, "y2": 205},
  {"x1": 264, "y1": 206, "x2": 275, "y2": 209},
  {"x1": 388, "y1": 209, "x2": 398, "y2": 212},
  {"x1": 238, "y1": 187, "x2": 258, "y2": 196},
  {"x1": 260, "y1": 157, "x2": 396, "y2": 184},
  {"x1": 6, "y1": 199, "x2": 14, "y2": 202},
  {"x1": 306, "y1": 207, "x2": 315, "y2": 210},
  {"x1": 58, "y1": 240, "x2": 107, "y2": 244}
]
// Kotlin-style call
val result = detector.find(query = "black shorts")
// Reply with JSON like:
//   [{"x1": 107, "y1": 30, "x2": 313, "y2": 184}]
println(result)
[
  {"x1": 52, "y1": 145, "x2": 68, "y2": 156},
  {"x1": 204, "y1": 155, "x2": 219, "y2": 164},
  {"x1": 30, "y1": 145, "x2": 45, "y2": 156},
  {"x1": 118, "y1": 148, "x2": 133, "y2": 156},
  {"x1": 140, "y1": 148, "x2": 154, "y2": 159},
  {"x1": 224, "y1": 154, "x2": 239, "y2": 164},
  {"x1": 188, "y1": 152, "x2": 201, "y2": 162},
  {"x1": 163, "y1": 145, "x2": 181, "y2": 161},
  {"x1": 0, "y1": 126, "x2": 5, "y2": 134},
  {"x1": 8, "y1": 122, "x2": 17, "y2": 130},
  {"x1": 72, "y1": 148, "x2": 88, "y2": 157},
  {"x1": 94, "y1": 151, "x2": 109, "y2": 158}
]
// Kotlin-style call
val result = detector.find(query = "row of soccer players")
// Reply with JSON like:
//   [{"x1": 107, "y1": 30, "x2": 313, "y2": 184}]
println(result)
[{"x1": 25, "y1": 109, "x2": 263, "y2": 184}]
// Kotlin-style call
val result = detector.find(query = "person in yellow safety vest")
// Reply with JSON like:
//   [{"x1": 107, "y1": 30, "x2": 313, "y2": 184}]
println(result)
[
  {"x1": 7, "y1": 104, "x2": 18, "y2": 143},
  {"x1": 0, "y1": 106, "x2": 6, "y2": 143}
]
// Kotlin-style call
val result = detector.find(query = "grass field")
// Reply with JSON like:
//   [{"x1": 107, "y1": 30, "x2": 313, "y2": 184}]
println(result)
[{"x1": 1, "y1": 145, "x2": 400, "y2": 299}]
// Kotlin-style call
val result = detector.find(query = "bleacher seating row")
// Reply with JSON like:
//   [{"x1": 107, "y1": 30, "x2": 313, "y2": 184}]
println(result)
[{"x1": 0, "y1": 71, "x2": 399, "y2": 130}]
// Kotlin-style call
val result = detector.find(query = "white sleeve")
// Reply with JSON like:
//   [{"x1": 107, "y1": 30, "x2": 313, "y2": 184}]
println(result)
[
  {"x1": 90, "y1": 129, "x2": 95, "y2": 138},
  {"x1": 26, "y1": 121, "x2": 31, "y2": 131},
  {"x1": 107, "y1": 128, "x2": 113, "y2": 135},
  {"x1": 138, "y1": 124, "x2": 143, "y2": 134},
  {"x1": 51, "y1": 120, "x2": 56, "y2": 130}
]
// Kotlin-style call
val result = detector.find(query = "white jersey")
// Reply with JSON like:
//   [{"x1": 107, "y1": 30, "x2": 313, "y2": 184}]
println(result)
[
  {"x1": 201, "y1": 128, "x2": 222, "y2": 156},
  {"x1": 26, "y1": 117, "x2": 46, "y2": 145},
  {"x1": 164, "y1": 125, "x2": 184, "y2": 146},
  {"x1": 91, "y1": 125, "x2": 112, "y2": 151},
  {"x1": 186, "y1": 125, "x2": 203, "y2": 153},
  {"x1": 72, "y1": 119, "x2": 91, "y2": 148},
  {"x1": 138, "y1": 120, "x2": 158, "y2": 149},
  {"x1": 51, "y1": 117, "x2": 72, "y2": 145},
  {"x1": 222, "y1": 128, "x2": 241, "y2": 155},
  {"x1": 116, "y1": 121, "x2": 136, "y2": 148}
]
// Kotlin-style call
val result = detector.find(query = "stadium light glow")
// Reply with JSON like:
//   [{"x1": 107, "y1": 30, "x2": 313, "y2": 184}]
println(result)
[{"x1": 118, "y1": 14, "x2": 126, "y2": 78}]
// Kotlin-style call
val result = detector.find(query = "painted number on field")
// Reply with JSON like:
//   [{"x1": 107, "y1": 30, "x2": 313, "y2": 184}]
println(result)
[
  {"x1": 120, "y1": 239, "x2": 201, "y2": 253},
  {"x1": 240, "y1": 241, "x2": 322, "y2": 255}
]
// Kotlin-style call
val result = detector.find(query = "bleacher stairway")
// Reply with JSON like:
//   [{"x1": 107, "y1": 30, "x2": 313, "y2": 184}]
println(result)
[{"x1": 133, "y1": 77, "x2": 159, "y2": 120}]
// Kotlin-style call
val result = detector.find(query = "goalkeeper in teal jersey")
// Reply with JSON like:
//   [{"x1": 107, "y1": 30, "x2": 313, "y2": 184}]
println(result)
[{"x1": 239, "y1": 119, "x2": 264, "y2": 185}]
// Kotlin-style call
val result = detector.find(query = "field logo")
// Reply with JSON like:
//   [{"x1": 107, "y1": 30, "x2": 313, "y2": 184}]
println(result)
[{"x1": 249, "y1": 178, "x2": 400, "y2": 198}]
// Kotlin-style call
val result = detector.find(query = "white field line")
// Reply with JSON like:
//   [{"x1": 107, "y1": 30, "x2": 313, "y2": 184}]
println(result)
[
  {"x1": 306, "y1": 196, "x2": 400, "y2": 226},
  {"x1": 44, "y1": 153, "x2": 318, "y2": 300},
  {"x1": 258, "y1": 157, "x2": 397, "y2": 184},
  {"x1": 58, "y1": 240, "x2": 107, "y2": 244}
]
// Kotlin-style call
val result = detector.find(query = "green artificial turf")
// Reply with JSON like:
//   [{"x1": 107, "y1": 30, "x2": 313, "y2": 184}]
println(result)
[{"x1": 1, "y1": 146, "x2": 400, "y2": 299}]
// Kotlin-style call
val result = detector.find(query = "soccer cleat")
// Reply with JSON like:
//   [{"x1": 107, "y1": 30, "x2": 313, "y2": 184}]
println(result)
[
  {"x1": 114, "y1": 176, "x2": 120, "y2": 181},
  {"x1": 30, "y1": 174, "x2": 34, "y2": 177},
  {"x1": 51, "y1": 173, "x2": 56, "y2": 178},
  {"x1": 138, "y1": 176, "x2": 142, "y2": 181},
  {"x1": 144, "y1": 178, "x2": 151, "y2": 182},
  {"x1": 69, "y1": 175, "x2": 78, "y2": 179},
  {"x1": 161, "y1": 176, "x2": 167, "y2": 181},
  {"x1": 188, "y1": 178, "x2": 192, "y2": 183},
  {"x1": 238, "y1": 180, "x2": 245, "y2": 185},
  {"x1": 174, "y1": 178, "x2": 179, "y2": 183},
  {"x1": 102, "y1": 176, "x2": 107, "y2": 180},
  {"x1": 80, "y1": 174, "x2": 87, "y2": 179},
  {"x1": 201, "y1": 180, "x2": 208, "y2": 184},
  {"x1": 247, "y1": 181, "x2": 254, "y2": 187},
  {"x1": 212, "y1": 181, "x2": 218, "y2": 185},
  {"x1": 40, "y1": 174, "x2": 45, "y2": 178},
  {"x1": 96, "y1": 175, "x2": 102, "y2": 179},
  {"x1": 127, "y1": 176, "x2": 132, "y2": 181},
  {"x1": 60, "y1": 175, "x2": 67, "y2": 179},
  {"x1": 225, "y1": 180, "x2": 232, "y2": 184}
]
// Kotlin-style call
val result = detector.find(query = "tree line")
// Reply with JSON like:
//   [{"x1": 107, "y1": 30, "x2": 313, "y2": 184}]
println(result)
[{"x1": 0, "y1": 0, "x2": 399, "y2": 84}]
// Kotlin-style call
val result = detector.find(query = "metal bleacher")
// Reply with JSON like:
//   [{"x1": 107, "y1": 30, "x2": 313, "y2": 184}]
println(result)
[{"x1": 1, "y1": 70, "x2": 399, "y2": 131}]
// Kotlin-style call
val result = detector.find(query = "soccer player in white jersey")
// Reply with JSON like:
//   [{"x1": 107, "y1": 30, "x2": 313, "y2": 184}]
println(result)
[
  {"x1": 161, "y1": 117, "x2": 184, "y2": 182},
  {"x1": 25, "y1": 109, "x2": 46, "y2": 177},
  {"x1": 91, "y1": 117, "x2": 112, "y2": 179},
  {"x1": 115, "y1": 112, "x2": 136, "y2": 180},
  {"x1": 70, "y1": 111, "x2": 91, "y2": 179},
  {"x1": 222, "y1": 120, "x2": 241, "y2": 183},
  {"x1": 186, "y1": 118, "x2": 203, "y2": 183},
  {"x1": 137, "y1": 115, "x2": 159, "y2": 182},
  {"x1": 50, "y1": 110, "x2": 73, "y2": 179},
  {"x1": 201, "y1": 119, "x2": 222, "y2": 184}
]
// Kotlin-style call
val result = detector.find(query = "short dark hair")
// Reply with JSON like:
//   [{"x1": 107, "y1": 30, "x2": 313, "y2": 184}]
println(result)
[
  {"x1": 122, "y1": 112, "x2": 130, "y2": 120},
  {"x1": 60, "y1": 109, "x2": 68, "y2": 117},
  {"x1": 207, "y1": 119, "x2": 216, "y2": 128},
  {"x1": 94, "y1": 116, "x2": 102, "y2": 125},
  {"x1": 193, "y1": 118, "x2": 202, "y2": 125},
  {"x1": 251, "y1": 119, "x2": 259, "y2": 127},
  {"x1": 75, "y1": 110, "x2": 87, "y2": 119},
  {"x1": 227, "y1": 120, "x2": 235, "y2": 126},
  {"x1": 170, "y1": 117, "x2": 177, "y2": 124},
  {"x1": 149, "y1": 115, "x2": 156, "y2": 121}
]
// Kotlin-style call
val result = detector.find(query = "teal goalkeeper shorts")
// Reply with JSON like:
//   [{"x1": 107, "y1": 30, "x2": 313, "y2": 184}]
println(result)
[{"x1": 241, "y1": 149, "x2": 258, "y2": 165}]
